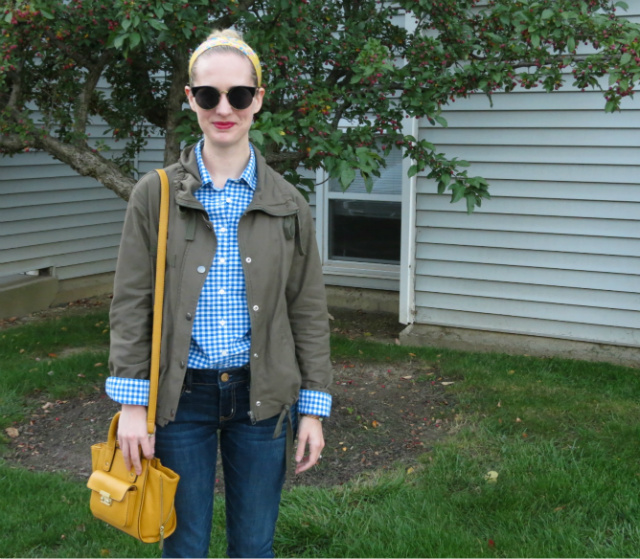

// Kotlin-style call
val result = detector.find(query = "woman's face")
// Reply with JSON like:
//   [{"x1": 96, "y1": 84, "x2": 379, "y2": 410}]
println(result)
[{"x1": 185, "y1": 51, "x2": 264, "y2": 151}]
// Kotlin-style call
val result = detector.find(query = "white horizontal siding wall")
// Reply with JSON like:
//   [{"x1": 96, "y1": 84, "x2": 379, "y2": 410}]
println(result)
[
  {"x1": 412, "y1": 5, "x2": 640, "y2": 348},
  {"x1": 0, "y1": 150, "x2": 128, "y2": 281}
]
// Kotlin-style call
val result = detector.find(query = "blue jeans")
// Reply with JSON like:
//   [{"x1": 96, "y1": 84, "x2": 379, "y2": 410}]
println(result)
[{"x1": 154, "y1": 367, "x2": 297, "y2": 558}]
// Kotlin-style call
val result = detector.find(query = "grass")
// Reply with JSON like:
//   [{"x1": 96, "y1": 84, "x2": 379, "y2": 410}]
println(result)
[{"x1": 1, "y1": 312, "x2": 640, "y2": 557}]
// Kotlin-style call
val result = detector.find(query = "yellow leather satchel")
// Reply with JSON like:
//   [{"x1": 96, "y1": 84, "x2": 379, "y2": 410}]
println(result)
[{"x1": 87, "y1": 169, "x2": 179, "y2": 547}]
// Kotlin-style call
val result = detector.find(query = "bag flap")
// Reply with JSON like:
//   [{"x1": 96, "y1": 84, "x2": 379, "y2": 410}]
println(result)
[{"x1": 87, "y1": 469, "x2": 136, "y2": 502}]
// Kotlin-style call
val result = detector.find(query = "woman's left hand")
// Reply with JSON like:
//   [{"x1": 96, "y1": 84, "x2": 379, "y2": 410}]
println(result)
[{"x1": 295, "y1": 416, "x2": 325, "y2": 474}]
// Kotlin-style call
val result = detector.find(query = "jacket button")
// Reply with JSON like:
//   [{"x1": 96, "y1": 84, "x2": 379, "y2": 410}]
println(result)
[
  {"x1": 253, "y1": 353, "x2": 259, "y2": 358},
  {"x1": 197, "y1": 266, "x2": 206, "y2": 273},
  {"x1": 256, "y1": 401, "x2": 261, "y2": 406},
  {"x1": 180, "y1": 361, "x2": 186, "y2": 368},
  {"x1": 186, "y1": 313, "x2": 192, "y2": 320},
  {"x1": 252, "y1": 305, "x2": 259, "y2": 311},
  {"x1": 245, "y1": 257, "x2": 252, "y2": 263}
]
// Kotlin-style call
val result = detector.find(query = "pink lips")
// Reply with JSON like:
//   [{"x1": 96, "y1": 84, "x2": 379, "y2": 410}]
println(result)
[{"x1": 213, "y1": 122, "x2": 235, "y2": 130}]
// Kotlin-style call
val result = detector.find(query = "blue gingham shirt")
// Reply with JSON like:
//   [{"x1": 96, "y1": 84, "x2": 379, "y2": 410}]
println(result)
[{"x1": 106, "y1": 140, "x2": 332, "y2": 417}]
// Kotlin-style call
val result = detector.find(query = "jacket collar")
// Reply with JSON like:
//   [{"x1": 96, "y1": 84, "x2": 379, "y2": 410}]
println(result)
[{"x1": 175, "y1": 143, "x2": 300, "y2": 216}]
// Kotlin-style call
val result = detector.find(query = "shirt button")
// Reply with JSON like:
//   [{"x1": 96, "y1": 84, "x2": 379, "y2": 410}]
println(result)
[
  {"x1": 220, "y1": 258, "x2": 226, "y2": 264},
  {"x1": 219, "y1": 289, "x2": 226, "y2": 295},
  {"x1": 220, "y1": 227, "x2": 227, "y2": 233},
  {"x1": 245, "y1": 257, "x2": 252, "y2": 263},
  {"x1": 220, "y1": 319, "x2": 226, "y2": 326},
  {"x1": 226, "y1": 198, "x2": 232, "y2": 204},
  {"x1": 256, "y1": 401, "x2": 261, "y2": 407},
  {"x1": 197, "y1": 266, "x2": 206, "y2": 273},
  {"x1": 253, "y1": 305, "x2": 259, "y2": 311}
]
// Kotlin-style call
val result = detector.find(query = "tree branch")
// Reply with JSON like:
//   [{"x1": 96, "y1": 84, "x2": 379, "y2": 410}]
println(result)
[
  {"x1": 74, "y1": 51, "x2": 113, "y2": 136},
  {"x1": 38, "y1": 135, "x2": 136, "y2": 200}
]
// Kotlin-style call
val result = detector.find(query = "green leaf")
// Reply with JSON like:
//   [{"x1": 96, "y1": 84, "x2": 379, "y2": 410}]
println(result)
[
  {"x1": 249, "y1": 129, "x2": 264, "y2": 148},
  {"x1": 4, "y1": 12, "x2": 13, "y2": 23},
  {"x1": 40, "y1": 10, "x2": 55, "y2": 20},
  {"x1": 408, "y1": 164, "x2": 418, "y2": 178},
  {"x1": 434, "y1": 115, "x2": 448, "y2": 128},
  {"x1": 620, "y1": 52, "x2": 632, "y2": 65},
  {"x1": 129, "y1": 32, "x2": 141, "y2": 49},
  {"x1": 113, "y1": 34, "x2": 126, "y2": 50},
  {"x1": 148, "y1": 19, "x2": 168, "y2": 31},
  {"x1": 451, "y1": 183, "x2": 466, "y2": 204},
  {"x1": 567, "y1": 36, "x2": 576, "y2": 52},
  {"x1": 531, "y1": 34, "x2": 541, "y2": 48},
  {"x1": 615, "y1": 1, "x2": 629, "y2": 10},
  {"x1": 340, "y1": 166, "x2": 356, "y2": 190},
  {"x1": 466, "y1": 194, "x2": 476, "y2": 214},
  {"x1": 122, "y1": 18, "x2": 131, "y2": 31},
  {"x1": 541, "y1": 9, "x2": 554, "y2": 19}
]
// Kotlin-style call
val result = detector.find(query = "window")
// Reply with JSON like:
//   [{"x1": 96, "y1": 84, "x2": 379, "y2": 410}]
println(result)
[{"x1": 320, "y1": 147, "x2": 403, "y2": 285}]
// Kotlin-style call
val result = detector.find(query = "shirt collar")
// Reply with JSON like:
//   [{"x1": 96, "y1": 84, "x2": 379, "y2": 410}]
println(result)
[{"x1": 194, "y1": 139, "x2": 257, "y2": 191}]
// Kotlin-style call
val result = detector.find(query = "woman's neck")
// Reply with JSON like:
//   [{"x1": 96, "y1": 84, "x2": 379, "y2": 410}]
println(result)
[{"x1": 200, "y1": 140, "x2": 251, "y2": 188}]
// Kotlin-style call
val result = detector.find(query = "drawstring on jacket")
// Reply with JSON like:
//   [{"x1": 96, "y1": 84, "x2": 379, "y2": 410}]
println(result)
[{"x1": 273, "y1": 403, "x2": 295, "y2": 474}]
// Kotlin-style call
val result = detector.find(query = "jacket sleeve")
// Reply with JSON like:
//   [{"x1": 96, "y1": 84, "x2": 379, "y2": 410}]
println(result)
[
  {"x1": 108, "y1": 173, "x2": 161, "y2": 381},
  {"x1": 285, "y1": 194, "x2": 333, "y2": 395}
]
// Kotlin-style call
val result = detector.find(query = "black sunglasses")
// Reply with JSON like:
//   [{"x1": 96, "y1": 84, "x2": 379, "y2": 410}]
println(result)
[{"x1": 190, "y1": 85, "x2": 257, "y2": 110}]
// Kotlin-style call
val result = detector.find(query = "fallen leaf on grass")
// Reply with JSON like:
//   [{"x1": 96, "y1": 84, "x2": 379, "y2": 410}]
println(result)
[
  {"x1": 441, "y1": 381, "x2": 455, "y2": 386},
  {"x1": 484, "y1": 470, "x2": 499, "y2": 483},
  {"x1": 401, "y1": 375, "x2": 413, "y2": 380},
  {"x1": 5, "y1": 427, "x2": 19, "y2": 438},
  {"x1": 371, "y1": 420, "x2": 380, "y2": 428},
  {"x1": 42, "y1": 402, "x2": 54, "y2": 410},
  {"x1": 407, "y1": 467, "x2": 415, "y2": 474},
  {"x1": 488, "y1": 539, "x2": 496, "y2": 548}
]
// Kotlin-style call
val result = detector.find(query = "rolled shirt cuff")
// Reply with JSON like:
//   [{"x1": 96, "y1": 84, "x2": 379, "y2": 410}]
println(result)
[
  {"x1": 298, "y1": 389, "x2": 332, "y2": 417},
  {"x1": 105, "y1": 376, "x2": 150, "y2": 406}
]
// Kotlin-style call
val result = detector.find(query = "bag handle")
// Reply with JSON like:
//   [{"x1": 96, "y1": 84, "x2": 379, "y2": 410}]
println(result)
[{"x1": 147, "y1": 169, "x2": 170, "y2": 435}]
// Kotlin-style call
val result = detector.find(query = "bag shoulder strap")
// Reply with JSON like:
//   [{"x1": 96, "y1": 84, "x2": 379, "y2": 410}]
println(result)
[{"x1": 147, "y1": 168, "x2": 170, "y2": 435}]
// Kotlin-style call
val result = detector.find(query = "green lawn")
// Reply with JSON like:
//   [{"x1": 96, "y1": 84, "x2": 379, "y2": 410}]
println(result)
[{"x1": 1, "y1": 312, "x2": 639, "y2": 557}]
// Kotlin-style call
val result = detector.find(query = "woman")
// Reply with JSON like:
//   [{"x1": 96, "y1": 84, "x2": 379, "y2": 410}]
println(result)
[{"x1": 106, "y1": 29, "x2": 332, "y2": 558}]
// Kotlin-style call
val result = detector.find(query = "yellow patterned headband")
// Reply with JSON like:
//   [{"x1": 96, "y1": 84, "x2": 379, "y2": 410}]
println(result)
[{"x1": 188, "y1": 37, "x2": 262, "y2": 87}]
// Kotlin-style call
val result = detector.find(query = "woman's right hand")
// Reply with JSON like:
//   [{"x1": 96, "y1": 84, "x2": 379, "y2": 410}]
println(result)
[{"x1": 118, "y1": 404, "x2": 155, "y2": 475}]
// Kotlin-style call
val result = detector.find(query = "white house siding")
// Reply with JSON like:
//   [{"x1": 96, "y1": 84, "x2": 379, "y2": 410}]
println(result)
[
  {"x1": 0, "y1": 149, "x2": 128, "y2": 282},
  {"x1": 411, "y1": 6, "x2": 640, "y2": 348}
]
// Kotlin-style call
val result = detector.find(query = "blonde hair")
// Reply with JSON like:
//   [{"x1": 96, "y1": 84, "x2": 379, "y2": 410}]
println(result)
[{"x1": 189, "y1": 29, "x2": 261, "y2": 86}]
